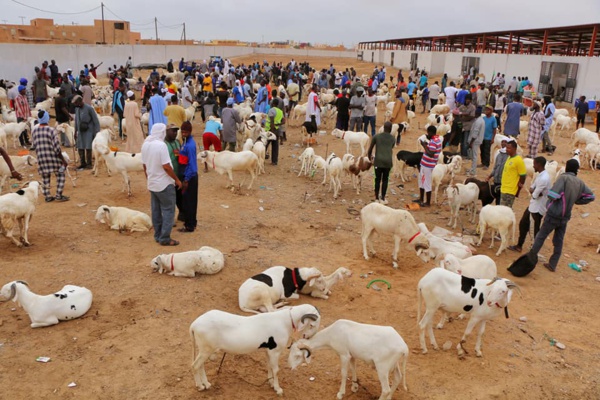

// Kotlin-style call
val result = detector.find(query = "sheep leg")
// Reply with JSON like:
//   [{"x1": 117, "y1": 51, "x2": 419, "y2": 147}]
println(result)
[
  {"x1": 225, "y1": 170, "x2": 234, "y2": 188},
  {"x1": 489, "y1": 229, "x2": 496, "y2": 249},
  {"x1": 496, "y1": 231, "x2": 507, "y2": 256},
  {"x1": 3, "y1": 217, "x2": 22, "y2": 247},
  {"x1": 21, "y1": 214, "x2": 31, "y2": 246},
  {"x1": 361, "y1": 227, "x2": 374, "y2": 260},
  {"x1": 436, "y1": 312, "x2": 450, "y2": 329},
  {"x1": 418, "y1": 309, "x2": 435, "y2": 354},
  {"x1": 30, "y1": 316, "x2": 60, "y2": 328},
  {"x1": 321, "y1": 167, "x2": 327, "y2": 185},
  {"x1": 392, "y1": 235, "x2": 400, "y2": 268},
  {"x1": 477, "y1": 222, "x2": 486, "y2": 246},
  {"x1": 267, "y1": 350, "x2": 283, "y2": 395},
  {"x1": 337, "y1": 354, "x2": 350, "y2": 399},
  {"x1": 376, "y1": 364, "x2": 392, "y2": 400},
  {"x1": 247, "y1": 167, "x2": 256, "y2": 189},
  {"x1": 350, "y1": 357, "x2": 359, "y2": 393},
  {"x1": 474, "y1": 320, "x2": 487, "y2": 357},
  {"x1": 457, "y1": 317, "x2": 481, "y2": 358},
  {"x1": 191, "y1": 349, "x2": 212, "y2": 390}
]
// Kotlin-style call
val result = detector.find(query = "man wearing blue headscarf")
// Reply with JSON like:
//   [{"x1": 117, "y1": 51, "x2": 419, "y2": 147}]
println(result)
[
  {"x1": 254, "y1": 80, "x2": 268, "y2": 113},
  {"x1": 31, "y1": 110, "x2": 69, "y2": 202}
]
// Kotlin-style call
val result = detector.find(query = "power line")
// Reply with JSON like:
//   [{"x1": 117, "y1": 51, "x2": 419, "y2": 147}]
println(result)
[
  {"x1": 11, "y1": 0, "x2": 100, "y2": 15},
  {"x1": 157, "y1": 20, "x2": 182, "y2": 29},
  {"x1": 102, "y1": 4, "x2": 153, "y2": 26}
]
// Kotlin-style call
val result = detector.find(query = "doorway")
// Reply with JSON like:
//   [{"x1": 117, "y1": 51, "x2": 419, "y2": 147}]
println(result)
[
  {"x1": 461, "y1": 56, "x2": 480, "y2": 78},
  {"x1": 538, "y1": 62, "x2": 578, "y2": 103},
  {"x1": 357, "y1": 51, "x2": 363, "y2": 61},
  {"x1": 410, "y1": 53, "x2": 418, "y2": 71},
  {"x1": 391, "y1": 52, "x2": 395, "y2": 67},
  {"x1": 371, "y1": 52, "x2": 374, "y2": 63}
]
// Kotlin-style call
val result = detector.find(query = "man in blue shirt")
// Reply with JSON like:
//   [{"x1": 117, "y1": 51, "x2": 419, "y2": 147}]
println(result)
[
  {"x1": 542, "y1": 95, "x2": 556, "y2": 155},
  {"x1": 112, "y1": 83, "x2": 126, "y2": 139},
  {"x1": 456, "y1": 84, "x2": 469, "y2": 106},
  {"x1": 419, "y1": 73, "x2": 427, "y2": 89},
  {"x1": 504, "y1": 94, "x2": 524, "y2": 137},
  {"x1": 177, "y1": 121, "x2": 198, "y2": 233},
  {"x1": 575, "y1": 95, "x2": 589, "y2": 129},
  {"x1": 407, "y1": 78, "x2": 417, "y2": 112},
  {"x1": 481, "y1": 105, "x2": 498, "y2": 168}
]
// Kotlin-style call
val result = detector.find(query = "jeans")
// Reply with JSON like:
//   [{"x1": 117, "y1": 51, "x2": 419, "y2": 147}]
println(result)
[
  {"x1": 480, "y1": 139, "x2": 491, "y2": 167},
  {"x1": 461, "y1": 130, "x2": 470, "y2": 158},
  {"x1": 363, "y1": 115, "x2": 376, "y2": 137},
  {"x1": 182, "y1": 175, "x2": 198, "y2": 231},
  {"x1": 349, "y1": 116, "x2": 363, "y2": 132},
  {"x1": 528, "y1": 215, "x2": 568, "y2": 270},
  {"x1": 150, "y1": 184, "x2": 176, "y2": 244},
  {"x1": 517, "y1": 209, "x2": 543, "y2": 247},
  {"x1": 541, "y1": 130, "x2": 553, "y2": 152},
  {"x1": 374, "y1": 167, "x2": 390, "y2": 200},
  {"x1": 469, "y1": 142, "x2": 479, "y2": 174},
  {"x1": 116, "y1": 109, "x2": 124, "y2": 138}
]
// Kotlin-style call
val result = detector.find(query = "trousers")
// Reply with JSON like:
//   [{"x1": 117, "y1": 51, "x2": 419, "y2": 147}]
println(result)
[
  {"x1": 480, "y1": 139, "x2": 491, "y2": 167},
  {"x1": 182, "y1": 175, "x2": 198, "y2": 231},
  {"x1": 41, "y1": 171, "x2": 65, "y2": 198},
  {"x1": 528, "y1": 215, "x2": 568, "y2": 270},
  {"x1": 469, "y1": 142, "x2": 480, "y2": 174},
  {"x1": 363, "y1": 115, "x2": 376, "y2": 137},
  {"x1": 150, "y1": 184, "x2": 176, "y2": 244},
  {"x1": 517, "y1": 209, "x2": 543, "y2": 247},
  {"x1": 374, "y1": 167, "x2": 390, "y2": 200},
  {"x1": 349, "y1": 116, "x2": 363, "y2": 132}
]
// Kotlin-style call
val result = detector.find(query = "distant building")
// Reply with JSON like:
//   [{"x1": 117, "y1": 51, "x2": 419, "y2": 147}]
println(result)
[{"x1": 0, "y1": 18, "x2": 141, "y2": 44}]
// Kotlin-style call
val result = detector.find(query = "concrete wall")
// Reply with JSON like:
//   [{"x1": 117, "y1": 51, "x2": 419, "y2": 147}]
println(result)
[
  {"x1": 358, "y1": 49, "x2": 600, "y2": 101},
  {"x1": 0, "y1": 44, "x2": 355, "y2": 82}
]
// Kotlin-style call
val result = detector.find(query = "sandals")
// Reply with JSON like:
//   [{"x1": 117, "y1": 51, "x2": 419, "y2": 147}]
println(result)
[
  {"x1": 178, "y1": 227, "x2": 194, "y2": 233},
  {"x1": 55, "y1": 195, "x2": 70, "y2": 202},
  {"x1": 160, "y1": 239, "x2": 180, "y2": 246},
  {"x1": 508, "y1": 245, "x2": 522, "y2": 252},
  {"x1": 45, "y1": 197, "x2": 55, "y2": 203}
]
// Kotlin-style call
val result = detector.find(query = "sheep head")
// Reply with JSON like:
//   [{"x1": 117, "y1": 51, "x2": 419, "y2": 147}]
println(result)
[
  {"x1": 288, "y1": 340, "x2": 312, "y2": 370},
  {"x1": 298, "y1": 313, "x2": 320, "y2": 339}
]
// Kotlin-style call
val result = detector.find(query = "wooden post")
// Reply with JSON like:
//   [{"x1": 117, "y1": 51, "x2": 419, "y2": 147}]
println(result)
[
  {"x1": 589, "y1": 25, "x2": 598, "y2": 57},
  {"x1": 542, "y1": 29, "x2": 548, "y2": 55}
]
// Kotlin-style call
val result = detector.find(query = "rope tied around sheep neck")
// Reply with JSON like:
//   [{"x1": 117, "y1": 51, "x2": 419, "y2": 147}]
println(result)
[
  {"x1": 408, "y1": 231, "x2": 421, "y2": 244},
  {"x1": 170, "y1": 254, "x2": 175, "y2": 271}
]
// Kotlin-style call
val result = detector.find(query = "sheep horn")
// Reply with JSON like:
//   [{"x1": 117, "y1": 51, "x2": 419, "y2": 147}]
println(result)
[
  {"x1": 302, "y1": 348, "x2": 312, "y2": 359},
  {"x1": 300, "y1": 313, "x2": 319, "y2": 323},
  {"x1": 505, "y1": 280, "x2": 523, "y2": 297},
  {"x1": 486, "y1": 276, "x2": 501, "y2": 286},
  {"x1": 1, "y1": 283, "x2": 17, "y2": 302},
  {"x1": 16, "y1": 280, "x2": 29, "y2": 287}
]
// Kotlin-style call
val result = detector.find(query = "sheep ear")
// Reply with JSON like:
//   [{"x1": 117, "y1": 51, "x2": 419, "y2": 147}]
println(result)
[{"x1": 102, "y1": 207, "x2": 110, "y2": 213}]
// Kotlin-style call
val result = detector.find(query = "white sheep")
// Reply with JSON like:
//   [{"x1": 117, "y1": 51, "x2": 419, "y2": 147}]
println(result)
[
  {"x1": 361, "y1": 202, "x2": 430, "y2": 268},
  {"x1": 92, "y1": 129, "x2": 113, "y2": 176},
  {"x1": 430, "y1": 104, "x2": 450, "y2": 115},
  {"x1": 2, "y1": 121, "x2": 29, "y2": 149},
  {"x1": 0, "y1": 280, "x2": 93, "y2": 328},
  {"x1": 198, "y1": 150, "x2": 258, "y2": 189},
  {"x1": 96, "y1": 145, "x2": 144, "y2": 196},
  {"x1": 34, "y1": 98, "x2": 53, "y2": 112},
  {"x1": 331, "y1": 128, "x2": 370, "y2": 156},
  {"x1": 1, "y1": 105, "x2": 17, "y2": 123},
  {"x1": 347, "y1": 155, "x2": 373, "y2": 195},
  {"x1": 477, "y1": 205, "x2": 516, "y2": 256},
  {"x1": 299, "y1": 267, "x2": 352, "y2": 299},
  {"x1": 289, "y1": 319, "x2": 409, "y2": 399},
  {"x1": 432, "y1": 156, "x2": 462, "y2": 205},
  {"x1": 417, "y1": 268, "x2": 520, "y2": 358},
  {"x1": 55, "y1": 122, "x2": 75, "y2": 147},
  {"x1": 185, "y1": 102, "x2": 199, "y2": 122},
  {"x1": 311, "y1": 155, "x2": 328, "y2": 184},
  {"x1": 327, "y1": 153, "x2": 343, "y2": 199},
  {"x1": 555, "y1": 114, "x2": 576, "y2": 131},
  {"x1": 571, "y1": 128, "x2": 600, "y2": 149},
  {"x1": 0, "y1": 181, "x2": 40, "y2": 247},
  {"x1": 446, "y1": 182, "x2": 480, "y2": 229},
  {"x1": 0, "y1": 155, "x2": 37, "y2": 194},
  {"x1": 151, "y1": 246, "x2": 225, "y2": 278},
  {"x1": 252, "y1": 130, "x2": 277, "y2": 175},
  {"x1": 94, "y1": 205, "x2": 151, "y2": 232},
  {"x1": 415, "y1": 223, "x2": 473, "y2": 263},
  {"x1": 190, "y1": 305, "x2": 320, "y2": 395},
  {"x1": 98, "y1": 115, "x2": 116, "y2": 131},
  {"x1": 238, "y1": 266, "x2": 324, "y2": 313},
  {"x1": 298, "y1": 147, "x2": 316, "y2": 177},
  {"x1": 553, "y1": 108, "x2": 569, "y2": 118},
  {"x1": 583, "y1": 142, "x2": 600, "y2": 169}
]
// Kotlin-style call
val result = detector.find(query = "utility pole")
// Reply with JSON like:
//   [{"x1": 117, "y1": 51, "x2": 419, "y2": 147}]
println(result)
[
  {"x1": 101, "y1": 2, "x2": 105, "y2": 44},
  {"x1": 19, "y1": 16, "x2": 25, "y2": 25},
  {"x1": 183, "y1": 23, "x2": 186, "y2": 45},
  {"x1": 154, "y1": 17, "x2": 158, "y2": 44}
]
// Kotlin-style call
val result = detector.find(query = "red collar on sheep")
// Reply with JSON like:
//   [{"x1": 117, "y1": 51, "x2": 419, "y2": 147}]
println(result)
[
  {"x1": 408, "y1": 231, "x2": 421, "y2": 244},
  {"x1": 170, "y1": 254, "x2": 175, "y2": 271},
  {"x1": 291, "y1": 268, "x2": 299, "y2": 290}
]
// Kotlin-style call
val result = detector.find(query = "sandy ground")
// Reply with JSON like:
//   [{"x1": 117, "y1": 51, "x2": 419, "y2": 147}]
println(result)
[{"x1": 1, "y1": 55, "x2": 600, "y2": 400}]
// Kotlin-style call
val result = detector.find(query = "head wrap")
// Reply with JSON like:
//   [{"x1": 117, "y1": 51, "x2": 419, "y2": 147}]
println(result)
[
  {"x1": 146, "y1": 123, "x2": 167, "y2": 143},
  {"x1": 127, "y1": 90, "x2": 134, "y2": 98},
  {"x1": 38, "y1": 110, "x2": 50, "y2": 124},
  {"x1": 18, "y1": 85, "x2": 26, "y2": 92},
  {"x1": 226, "y1": 97, "x2": 234, "y2": 106},
  {"x1": 19, "y1": 78, "x2": 27, "y2": 85}
]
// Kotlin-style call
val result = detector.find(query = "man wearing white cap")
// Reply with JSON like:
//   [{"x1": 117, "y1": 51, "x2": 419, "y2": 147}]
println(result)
[
  {"x1": 141, "y1": 123, "x2": 182, "y2": 246},
  {"x1": 124, "y1": 91, "x2": 144, "y2": 153}
]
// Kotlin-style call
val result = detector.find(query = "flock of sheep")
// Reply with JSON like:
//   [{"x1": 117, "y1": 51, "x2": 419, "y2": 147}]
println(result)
[{"x1": 0, "y1": 65, "x2": 597, "y2": 398}]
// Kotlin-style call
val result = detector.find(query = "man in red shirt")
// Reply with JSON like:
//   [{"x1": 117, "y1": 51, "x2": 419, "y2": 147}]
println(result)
[{"x1": 14, "y1": 85, "x2": 31, "y2": 147}]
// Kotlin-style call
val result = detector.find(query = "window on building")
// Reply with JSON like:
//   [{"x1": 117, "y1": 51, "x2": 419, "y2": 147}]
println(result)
[{"x1": 114, "y1": 22, "x2": 125, "y2": 30}]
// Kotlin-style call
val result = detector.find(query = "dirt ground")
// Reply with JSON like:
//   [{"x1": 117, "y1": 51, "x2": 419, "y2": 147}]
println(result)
[{"x1": 1, "y1": 54, "x2": 600, "y2": 400}]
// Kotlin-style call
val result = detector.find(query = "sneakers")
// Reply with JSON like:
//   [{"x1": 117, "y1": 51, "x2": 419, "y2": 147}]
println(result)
[{"x1": 379, "y1": 199, "x2": 389, "y2": 205}]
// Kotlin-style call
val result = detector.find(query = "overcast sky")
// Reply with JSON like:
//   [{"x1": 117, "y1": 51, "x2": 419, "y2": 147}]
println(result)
[{"x1": 5, "y1": 0, "x2": 600, "y2": 47}]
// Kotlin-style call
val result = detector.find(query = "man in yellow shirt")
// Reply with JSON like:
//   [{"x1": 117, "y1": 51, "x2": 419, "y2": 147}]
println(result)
[
  {"x1": 500, "y1": 138, "x2": 526, "y2": 207},
  {"x1": 202, "y1": 73, "x2": 213, "y2": 95},
  {"x1": 390, "y1": 87, "x2": 409, "y2": 145},
  {"x1": 163, "y1": 95, "x2": 186, "y2": 129},
  {"x1": 165, "y1": 77, "x2": 177, "y2": 95}
]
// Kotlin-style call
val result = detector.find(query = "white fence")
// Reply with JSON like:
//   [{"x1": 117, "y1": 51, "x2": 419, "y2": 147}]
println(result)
[{"x1": 0, "y1": 43, "x2": 356, "y2": 82}]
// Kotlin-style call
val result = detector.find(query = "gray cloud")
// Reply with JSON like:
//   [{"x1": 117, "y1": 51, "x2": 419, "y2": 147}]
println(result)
[{"x1": 5, "y1": 0, "x2": 600, "y2": 47}]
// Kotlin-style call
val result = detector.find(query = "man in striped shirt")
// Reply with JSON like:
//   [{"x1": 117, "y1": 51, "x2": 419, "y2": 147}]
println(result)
[{"x1": 417, "y1": 125, "x2": 443, "y2": 207}]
